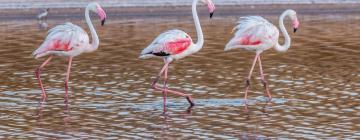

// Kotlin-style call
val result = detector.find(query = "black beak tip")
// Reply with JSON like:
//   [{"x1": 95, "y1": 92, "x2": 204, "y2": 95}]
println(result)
[
  {"x1": 294, "y1": 28, "x2": 297, "y2": 33},
  {"x1": 210, "y1": 12, "x2": 214, "y2": 19},
  {"x1": 101, "y1": 19, "x2": 106, "y2": 26}
]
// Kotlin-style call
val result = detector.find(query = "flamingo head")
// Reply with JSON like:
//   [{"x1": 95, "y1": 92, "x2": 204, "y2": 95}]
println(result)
[
  {"x1": 286, "y1": 9, "x2": 299, "y2": 33},
  {"x1": 200, "y1": 0, "x2": 216, "y2": 18},
  {"x1": 88, "y1": 2, "x2": 107, "y2": 26}
]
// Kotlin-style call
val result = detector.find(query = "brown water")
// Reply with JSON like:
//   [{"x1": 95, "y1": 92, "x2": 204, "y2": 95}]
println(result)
[{"x1": 0, "y1": 14, "x2": 359, "y2": 139}]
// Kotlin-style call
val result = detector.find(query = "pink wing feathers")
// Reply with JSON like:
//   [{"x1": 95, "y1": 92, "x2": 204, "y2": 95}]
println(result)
[
  {"x1": 33, "y1": 22, "x2": 89, "y2": 58},
  {"x1": 225, "y1": 16, "x2": 279, "y2": 51},
  {"x1": 140, "y1": 29, "x2": 192, "y2": 58}
]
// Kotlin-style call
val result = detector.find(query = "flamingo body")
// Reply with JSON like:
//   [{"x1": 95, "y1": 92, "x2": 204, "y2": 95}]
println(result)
[
  {"x1": 140, "y1": 29, "x2": 194, "y2": 60},
  {"x1": 33, "y1": 23, "x2": 89, "y2": 59},
  {"x1": 225, "y1": 16, "x2": 279, "y2": 52}
]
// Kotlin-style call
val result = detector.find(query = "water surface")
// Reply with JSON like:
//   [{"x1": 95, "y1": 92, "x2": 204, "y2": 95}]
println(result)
[{"x1": 0, "y1": 14, "x2": 359, "y2": 139}]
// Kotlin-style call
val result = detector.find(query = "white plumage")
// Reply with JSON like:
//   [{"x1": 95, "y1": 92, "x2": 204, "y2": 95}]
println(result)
[
  {"x1": 33, "y1": 22, "x2": 89, "y2": 58},
  {"x1": 225, "y1": 16, "x2": 279, "y2": 52},
  {"x1": 139, "y1": 29, "x2": 193, "y2": 60}
]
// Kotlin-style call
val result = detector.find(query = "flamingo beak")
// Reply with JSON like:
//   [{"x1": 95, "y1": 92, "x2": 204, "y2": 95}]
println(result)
[
  {"x1": 206, "y1": 0, "x2": 215, "y2": 19},
  {"x1": 292, "y1": 18, "x2": 299, "y2": 33},
  {"x1": 97, "y1": 7, "x2": 107, "y2": 26}
]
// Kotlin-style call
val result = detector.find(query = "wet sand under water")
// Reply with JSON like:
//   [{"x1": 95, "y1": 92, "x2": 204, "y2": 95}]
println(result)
[{"x1": 0, "y1": 6, "x2": 359, "y2": 139}]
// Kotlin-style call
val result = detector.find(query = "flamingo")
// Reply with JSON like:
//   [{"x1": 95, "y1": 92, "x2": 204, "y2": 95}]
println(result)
[
  {"x1": 224, "y1": 9, "x2": 300, "y2": 101},
  {"x1": 33, "y1": 2, "x2": 106, "y2": 101},
  {"x1": 37, "y1": 8, "x2": 49, "y2": 21},
  {"x1": 139, "y1": 0, "x2": 215, "y2": 110}
]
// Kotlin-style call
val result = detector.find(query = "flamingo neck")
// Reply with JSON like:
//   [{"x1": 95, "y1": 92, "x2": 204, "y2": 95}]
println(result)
[
  {"x1": 275, "y1": 11, "x2": 291, "y2": 52},
  {"x1": 192, "y1": 0, "x2": 204, "y2": 49},
  {"x1": 85, "y1": 6, "x2": 99, "y2": 52}
]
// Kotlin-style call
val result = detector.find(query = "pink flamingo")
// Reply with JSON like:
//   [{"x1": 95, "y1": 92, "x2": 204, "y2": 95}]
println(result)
[
  {"x1": 33, "y1": 2, "x2": 106, "y2": 101},
  {"x1": 139, "y1": 0, "x2": 215, "y2": 110},
  {"x1": 224, "y1": 9, "x2": 299, "y2": 101}
]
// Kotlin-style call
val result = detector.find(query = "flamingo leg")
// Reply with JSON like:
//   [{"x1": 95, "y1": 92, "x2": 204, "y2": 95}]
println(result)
[
  {"x1": 152, "y1": 61, "x2": 169, "y2": 87},
  {"x1": 35, "y1": 56, "x2": 53, "y2": 99},
  {"x1": 244, "y1": 53, "x2": 260, "y2": 101},
  {"x1": 152, "y1": 62, "x2": 195, "y2": 107},
  {"x1": 162, "y1": 60, "x2": 168, "y2": 112},
  {"x1": 64, "y1": 57, "x2": 73, "y2": 102},
  {"x1": 258, "y1": 56, "x2": 272, "y2": 100}
]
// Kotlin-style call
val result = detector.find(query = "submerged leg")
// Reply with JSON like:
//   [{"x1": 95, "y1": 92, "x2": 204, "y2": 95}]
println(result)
[
  {"x1": 258, "y1": 56, "x2": 272, "y2": 100},
  {"x1": 35, "y1": 56, "x2": 53, "y2": 99},
  {"x1": 244, "y1": 53, "x2": 260, "y2": 101},
  {"x1": 64, "y1": 57, "x2": 73, "y2": 103},
  {"x1": 151, "y1": 62, "x2": 194, "y2": 107}
]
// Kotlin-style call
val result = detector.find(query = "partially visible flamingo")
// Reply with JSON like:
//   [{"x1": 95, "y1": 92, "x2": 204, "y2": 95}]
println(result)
[
  {"x1": 37, "y1": 8, "x2": 49, "y2": 21},
  {"x1": 37, "y1": 8, "x2": 50, "y2": 30},
  {"x1": 139, "y1": 0, "x2": 215, "y2": 110},
  {"x1": 224, "y1": 9, "x2": 300, "y2": 101},
  {"x1": 33, "y1": 2, "x2": 106, "y2": 101}
]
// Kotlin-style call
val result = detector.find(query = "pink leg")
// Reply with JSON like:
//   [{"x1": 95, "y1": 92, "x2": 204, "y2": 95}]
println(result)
[
  {"x1": 152, "y1": 61, "x2": 169, "y2": 111},
  {"x1": 35, "y1": 56, "x2": 53, "y2": 99},
  {"x1": 258, "y1": 56, "x2": 272, "y2": 100},
  {"x1": 64, "y1": 57, "x2": 73, "y2": 103},
  {"x1": 151, "y1": 61, "x2": 169, "y2": 87},
  {"x1": 244, "y1": 53, "x2": 260, "y2": 101},
  {"x1": 152, "y1": 62, "x2": 195, "y2": 107},
  {"x1": 162, "y1": 61, "x2": 168, "y2": 112}
]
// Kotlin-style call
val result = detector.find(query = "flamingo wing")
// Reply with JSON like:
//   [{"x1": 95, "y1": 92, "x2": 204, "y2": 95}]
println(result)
[
  {"x1": 225, "y1": 16, "x2": 279, "y2": 50},
  {"x1": 140, "y1": 29, "x2": 193, "y2": 58},
  {"x1": 33, "y1": 22, "x2": 89, "y2": 58}
]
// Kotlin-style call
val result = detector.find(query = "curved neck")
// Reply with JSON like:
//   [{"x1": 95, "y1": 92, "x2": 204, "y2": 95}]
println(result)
[
  {"x1": 275, "y1": 11, "x2": 291, "y2": 52},
  {"x1": 192, "y1": 0, "x2": 204, "y2": 48},
  {"x1": 85, "y1": 7, "x2": 99, "y2": 52}
]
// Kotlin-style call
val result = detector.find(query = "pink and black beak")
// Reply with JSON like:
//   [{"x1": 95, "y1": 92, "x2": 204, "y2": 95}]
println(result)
[
  {"x1": 97, "y1": 7, "x2": 107, "y2": 26},
  {"x1": 292, "y1": 18, "x2": 299, "y2": 33},
  {"x1": 101, "y1": 19, "x2": 106, "y2": 26},
  {"x1": 210, "y1": 12, "x2": 214, "y2": 18},
  {"x1": 207, "y1": 0, "x2": 215, "y2": 19}
]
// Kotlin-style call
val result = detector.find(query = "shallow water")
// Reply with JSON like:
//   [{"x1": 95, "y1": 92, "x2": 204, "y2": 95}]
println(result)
[{"x1": 0, "y1": 14, "x2": 359, "y2": 139}]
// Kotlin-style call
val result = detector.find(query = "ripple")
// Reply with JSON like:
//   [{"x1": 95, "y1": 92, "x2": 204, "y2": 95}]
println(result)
[{"x1": 0, "y1": 16, "x2": 359, "y2": 139}]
